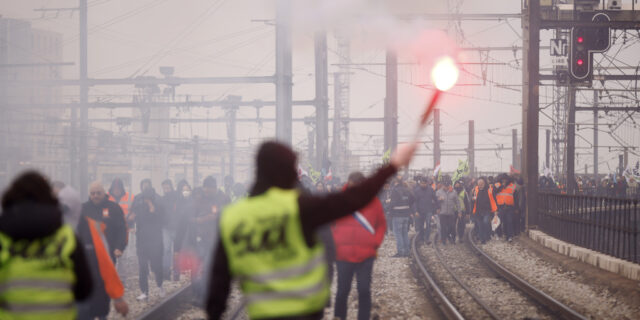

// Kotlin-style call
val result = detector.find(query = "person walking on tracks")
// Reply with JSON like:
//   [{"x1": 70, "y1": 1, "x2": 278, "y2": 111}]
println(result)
[
  {"x1": 0, "y1": 171, "x2": 95, "y2": 320},
  {"x1": 130, "y1": 180, "x2": 166, "y2": 301},
  {"x1": 80, "y1": 182, "x2": 128, "y2": 263},
  {"x1": 205, "y1": 141, "x2": 417, "y2": 320},
  {"x1": 413, "y1": 176, "x2": 437, "y2": 244},
  {"x1": 436, "y1": 176, "x2": 460, "y2": 245},
  {"x1": 472, "y1": 177, "x2": 497, "y2": 244},
  {"x1": 77, "y1": 182, "x2": 129, "y2": 319},
  {"x1": 332, "y1": 171, "x2": 387, "y2": 320},
  {"x1": 388, "y1": 175, "x2": 415, "y2": 257},
  {"x1": 495, "y1": 174, "x2": 517, "y2": 242}
]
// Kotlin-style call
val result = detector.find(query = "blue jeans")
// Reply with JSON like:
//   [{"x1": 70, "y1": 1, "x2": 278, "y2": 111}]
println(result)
[
  {"x1": 500, "y1": 206, "x2": 515, "y2": 239},
  {"x1": 334, "y1": 258, "x2": 374, "y2": 320},
  {"x1": 479, "y1": 213, "x2": 492, "y2": 242},
  {"x1": 415, "y1": 213, "x2": 433, "y2": 242},
  {"x1": 392, "y1": 217, "x2": 410, "y2": 255}
]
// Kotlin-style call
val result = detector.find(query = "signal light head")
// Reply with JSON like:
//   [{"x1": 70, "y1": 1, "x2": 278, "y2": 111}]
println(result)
[
  {"x1": 577, "y1": 59, "x2": 584, "y2": 66},
  {"x1": 577, "y1": 36, "x2": 584, "y2": 43}
]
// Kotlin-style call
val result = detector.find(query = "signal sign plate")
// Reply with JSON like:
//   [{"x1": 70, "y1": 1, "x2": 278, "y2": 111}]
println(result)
[{"x1": 550, "y1": 38, "x2": 567, "y2": 57}]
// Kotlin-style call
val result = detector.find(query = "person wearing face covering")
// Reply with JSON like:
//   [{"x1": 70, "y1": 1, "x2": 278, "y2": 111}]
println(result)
[{"x1": 206, "y1": 141, "x2": 417, "y2": 320}]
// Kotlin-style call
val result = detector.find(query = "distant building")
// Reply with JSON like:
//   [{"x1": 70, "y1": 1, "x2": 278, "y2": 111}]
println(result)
[{"x1": 0, "y1": 17, "x2": 68, "y2": 189}]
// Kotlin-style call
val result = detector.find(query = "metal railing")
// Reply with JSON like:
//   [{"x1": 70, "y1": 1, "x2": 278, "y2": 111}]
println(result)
[
  {"x1": 538, "y1": 192, "x2": 639, "y2": 264},
  {"x1": 540, "y1": 185, "x2": 640, "y2": 200}
]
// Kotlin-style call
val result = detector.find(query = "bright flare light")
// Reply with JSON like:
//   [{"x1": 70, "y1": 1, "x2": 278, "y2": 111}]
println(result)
[{"x1": 431, "y1": 56, "x2": 459, "y2": 91}]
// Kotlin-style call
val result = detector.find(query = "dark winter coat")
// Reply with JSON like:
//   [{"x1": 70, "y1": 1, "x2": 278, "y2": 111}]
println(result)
[
  {"x1": 388, "y1": 183, "x2": 415, "y2": 218},
  {"x1": 413, "y1": 185, "x2": 437, "y2": 215},
  {"x1": 131, "y1": 189, "x2": 166, "y2": 252},
  {"x1": 79, "y1": 198, "x2": 128, "y2": 261}
]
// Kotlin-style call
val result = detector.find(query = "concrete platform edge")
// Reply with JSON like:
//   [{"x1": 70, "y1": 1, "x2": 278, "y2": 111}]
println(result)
[{"x1": 528, "y1": 230, "x2": 640, "y2": 281}]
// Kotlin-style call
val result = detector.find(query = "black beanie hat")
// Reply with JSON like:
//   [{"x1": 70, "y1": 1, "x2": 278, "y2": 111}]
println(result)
[{"x1": 250, "y1": 141, "x2": 298, "y2": 196}]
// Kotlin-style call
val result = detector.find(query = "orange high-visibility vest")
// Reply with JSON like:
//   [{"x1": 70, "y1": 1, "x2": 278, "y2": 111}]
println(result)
[
  {"x1": 496, "y1": 183, "x2": 516, "y2": 206},
  {"x1": 473, "y1": 185, "x2": 497, "y2": 214},
  {"x1": 109, "y1": 192, "x2": 134, "y2": 216}
]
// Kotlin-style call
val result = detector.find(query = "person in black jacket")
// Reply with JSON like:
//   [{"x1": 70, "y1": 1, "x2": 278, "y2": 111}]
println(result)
[
  {"x1": 131, "y1": 179, "x2": 166, "y2": 300},
  {"x1": 413, "y1": 176, "x2": 437, "y2": 244},
  {"x1": 388, "y1": 175, "x2": 415, "y2": 257},
  {"x1": 0, "y1": 171, "x2": 93, "y2": 314},
  {"x1": 206, "y1": 141, "x2": 417, "y2": 319},
  {"x1": 80, "y1": 181, "x2": 128, "y2": 263},
  {"x1": 78, "y1": 182, "x2": 129, "y2": 320}
]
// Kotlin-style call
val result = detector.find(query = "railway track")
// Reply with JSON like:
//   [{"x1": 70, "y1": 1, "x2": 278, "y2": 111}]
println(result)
[
  {"x1": 134, "y1": 283, "x2": 195, "y2": 320},
  {"x1": 410, "y1": 232, "x2": 588, "y2": 320}
]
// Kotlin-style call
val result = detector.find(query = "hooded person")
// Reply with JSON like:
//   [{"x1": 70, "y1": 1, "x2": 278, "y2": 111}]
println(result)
[
  {"x1": 0, "y1": 171, "x2": 95, "y2": 320},
  {"x1": 130, "y1": 179, "x2": 166, "y2": 301},
  {"x1": 206, "y1": 141, "x2": 417, "y2": 320},
  {"x1": 57, "y1": 184, "x2": 83, "y2": 228}
]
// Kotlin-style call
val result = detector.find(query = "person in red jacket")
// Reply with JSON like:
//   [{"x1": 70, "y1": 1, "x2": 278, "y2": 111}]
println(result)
[{"x1": 332, "y1": 171, "x2": 387, "y2": 320}]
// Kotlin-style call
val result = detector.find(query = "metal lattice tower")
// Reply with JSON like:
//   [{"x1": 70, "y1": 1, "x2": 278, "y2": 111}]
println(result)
[
  {"x1": 331, "y1": 33, "x2": 350, "y2": 178},
  {"x1": 553, "y1": 85, "x2": 567, "y2": 178}
]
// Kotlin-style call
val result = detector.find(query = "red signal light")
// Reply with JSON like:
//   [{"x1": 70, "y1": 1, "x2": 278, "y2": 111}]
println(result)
[
  {"x1": 577, "y1": 36, "x2": 584, "y2": 43},
  {"x1": 577, "y1": 59, "x2": 584, "y2": 66}
]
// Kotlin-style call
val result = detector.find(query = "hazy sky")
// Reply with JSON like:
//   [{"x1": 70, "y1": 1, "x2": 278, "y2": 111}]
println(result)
[{"x1": 2, "y1": 0, "x2": 638, "y2": 177}]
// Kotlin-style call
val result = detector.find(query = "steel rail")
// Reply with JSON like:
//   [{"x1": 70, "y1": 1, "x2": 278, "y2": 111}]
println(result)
[
  {"x1": 432, "y1": 241, "x2": 501, "y2": 320},
  {"x1": 135, "y1": 283, "x2": 193, "y2": 320},
  {"x1": 467, "y1": 233, "x2": 587, "y2": 320},
  {"x1": 410, "y1": 235, "x2": 465, "y2": 320}
]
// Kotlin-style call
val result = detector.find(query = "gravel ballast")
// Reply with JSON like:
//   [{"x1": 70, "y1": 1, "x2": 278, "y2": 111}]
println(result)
[
  {"x1": 418, "y1": 239, "x2": 553, "y2": 320},
  {"x1": 480, "y1": 238, "x2": 640, "y2": 320},
  {"x1": 324, "y1": 233, "x2": 438, "y2": 320}
]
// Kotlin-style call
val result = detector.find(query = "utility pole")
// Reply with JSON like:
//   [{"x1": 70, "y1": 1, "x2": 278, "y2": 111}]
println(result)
[
  {"x1": 619, "y1": 154, "x2": 624, "y2": 177},
  {"x1": 79, "y1": 0, "x2": 89, "y2": 198},
  {"x1": 226, "y1": 96, "x2": 240, "y2": 181},
  {"x1": 434, "y1": 109, "x2": 441, "y2": 168},
  {"x1": 512, "y1": 129, "x2": 518, "y2": 169},
  {"x1": 593, "y1": 91, "x2": 598, "y2": 180},
  {"x1": 545, "y1": 129, "x2": 550, "y2": 170},
  {"x1": 566, "y1": 85, "x2": 576, "y2": 194},
  {"x1": 384, "y1": 49, "x2": 397, "y2": 154},
  {"x1": 624, "y1": 147, "x2": 629, "y2": 171},
  {"x1": 468, "y1": 120, "x2": 475, "y2": 177},
  {"x1": 193, "y1": 135, "x2": 199, "y2": 187},
  {"x1": 522, "y1": 0, "x2": 540, "y2": 229},
  {"x1": 332, "y1": 73, "x2": 343, "y2": 175},
  {"x1": 314, "y1": 31, "x2": 329, "y2": 172},
  {"x1": 275, "y1": 0, "x2": 292, "y2": 144},
  {"x1": 70, "y1": 106, "x2": 78, "y2": 190},
  {"x1": 307, "y1": 127, "x2": 315, "y2": 163}
]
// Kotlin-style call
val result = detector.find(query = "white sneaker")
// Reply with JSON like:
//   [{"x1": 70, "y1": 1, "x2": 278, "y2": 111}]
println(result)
[
  {"x1": 136, "y1": 293, "x2": 148, "y2": 301},
  {"x1": 158, "y1": 287, "x2": 166, "y2": 298}
]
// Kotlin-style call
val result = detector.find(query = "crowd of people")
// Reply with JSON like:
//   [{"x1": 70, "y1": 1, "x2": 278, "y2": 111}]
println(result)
[
  {"x1": 539, "y1": 174, "x2": 639, "y2": 199},
  {"x1": 12, "y1": 137, "x2": 628, "y2": 320},
  {"x1": 0, "y1": 166, "x2": 248, "y2": 319},
  {"x1": 375, "y1": 171, "x2": 527, "y2": 253}
]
